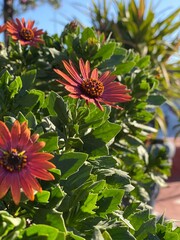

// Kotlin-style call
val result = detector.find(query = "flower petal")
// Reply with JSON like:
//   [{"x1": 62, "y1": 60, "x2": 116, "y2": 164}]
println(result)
[
  {"x1": 26, "y1": 141, "x2": 46, "y2": 153},
  {"x1": 54, "y1": 68, "x2": 79, "y2": 86},
  {"x1": 30, "y1": 152, "x2": 54, "y2": 162},
  {"x1": 99, "y1": 72, "x2": 116, "y2": 85},
  {"x1": 79, "y1": 58, "x2": 90, "y2": 79},
  {"x1": 63, "y1": 60, "x2": 82, "y2": 83},
  {"x1": 10, "y1": 172, "x2": 21, "y2": 205},
  {"x1": 0, "y1": 121, "x2": 11, "y2": 150},
  {"x1": 65, "y1": 85, "x2": 81, "y2": 94},
  {"x1": 0, "y1": 173, "x2": 11, "y2": 199},
  {"x1": 19, "y1": 172, "x2": 34, "y2": 201},
  {"x1": 91, "y1": 68, "x2": 98, "y2": 79},
  {"x1": 21, "y1": 169, "x2": 42, "y2": 192},
  {"x1": 18, "y1": 122, "x2": 31, "y2": 149},
  {"x1": 29, "y1": 160, "x2": 55, "y2": 170},
  {"x1": 102, "y1": 94, "x2": 132, "y2": 102},
  {"x1": 6, "y1": 18, "x2": 44, "y2": 47},
  {"x1": 11, "y1": 120, "x2": 21, "y2": 149},
  {"x1": 30, "y1": 168, "x2": 55, "y2": 181}
]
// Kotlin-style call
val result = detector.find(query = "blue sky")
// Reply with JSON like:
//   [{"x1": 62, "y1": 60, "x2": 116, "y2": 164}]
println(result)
[{"x1": 0, "y1": 0, "x2": 180, "y2": 38}]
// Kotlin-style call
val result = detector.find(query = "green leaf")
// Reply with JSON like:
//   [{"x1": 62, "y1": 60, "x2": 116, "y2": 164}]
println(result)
[
  {"x1": 45, "y1": 91, "x2": 59, "y2": 116},
  {"x1": 93, "y1": 121, "x2": 121, "y2": 143},
  {"x1": 17, "y1": 112, "x2": 27, "y2": 123},
  {"x1": 54, "y1": 152, "x2": 88, "y2": 180},
  {"x1": 97, "y1": 189, "x2": 124, "y2": 217},
  {"x1": 81, "y1": 27, "x2": 96, "y2": 44},
  {"x1": 123, "y1": 202, "x2": 141, "y2": 218},
  {"x1": 87, "y1": 180, "x2": 106, "y2": 193},
  {"x1": 0, "y1": 211, "x2": 26, "y2": 239},
  {"x1": 82, "y1": 121, "x2": 121, "y2": 156},
  {"x1": 33, "y1": 209, "x2": 66, "y2": 233},
  {"x1": 93, "y1": 42, "x2": 116, "y2": 61},
  {"x1": 8, "y1": 76, "x2": 22, "y2": 98},
  {"x1": 67, "y1": 231, "x2": 86, "y2": 240},
  {"x1": 21, "y1": 224, "x2": 65, "y2": 240},
  {"x1": 47, "y1": 185, "x2": 64, "y2": 209},
  {"x1": 21, "y1": 69, "x2": 37, "y2": 91},
  {"x1": 54, "y1": 95, "x2": 68, "y2": 124},
  {"x1": 81, "y1": 193, "x2": 98, "y2": 214},
  {"x1": 128, "y1": 209, "x2": 150, "y2": 230},
  {"x1": 108, "y1": 227, "x2": 136, "y2": 240},
  {"x1": 114, "y1": 62, "x2": 136, "y2": 74},
  {"x1": 164, "y1": 231, "x2": 180, "y2": 240},
  {"x1": 17, "y1": 89, "x2": 45, "y2": 110},
  {"x1": 0, "y1": 70, "x2": 11, "y2": 86},
  {"x1": 102, "y1": 231, "x2": 112, "y2": 240},
  {"x1": 135, "y1": 217, "x2": 156, "y2": 240},
  {"x1": 148, "y1": 94, "x2": 166, "y2": 106},
  {"x1": 98, "y1": 168, "x2": 131, "y2": 188},
  {"x1": 136, "y1": 56, "x2": 150, "y2": 68},
  {"x1": 40, "y1": 132, "x2": 59, "y2": 152},
  {"x1": 82, "y1": 134, "x2": 108, "y2": 156},
  {"x1": 25, "y1": 111, "x2": 37, "y2": 129},
  {"x1": 82, "y1": 104, "x2": 110, "y2": 130},
  {"x1": 61, "y1": 164, "x2": 92, "y2": 191},
  {"x1": 67, "y1": 137, "x2": 83, "y2": 150},
  {"x1": 35, "y1": 190, "x2": 50, "y2": 203}
]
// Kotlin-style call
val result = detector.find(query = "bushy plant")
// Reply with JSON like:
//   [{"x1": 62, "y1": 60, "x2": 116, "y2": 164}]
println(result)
[{"x1": 0, "y1": 16, "x2": 179, "y2": 239}]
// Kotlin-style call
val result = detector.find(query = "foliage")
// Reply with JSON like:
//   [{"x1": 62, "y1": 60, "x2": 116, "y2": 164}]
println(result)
[
  {"x1": 0, "y1": 12, "x2": 179, "y2": 240},
  {"x1": 89, "y1": 0, "x2": 180, "y2": 134}
]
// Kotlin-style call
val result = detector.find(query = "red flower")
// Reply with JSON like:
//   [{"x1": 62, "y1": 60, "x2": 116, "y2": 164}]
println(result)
[
  {"x1": 0, "y1": 120, "x2": 55, "y2": 205},
  {"x1": 0, "y1": 24, "x2": 6, "y2": 33},
  {"x1": 54, "y1": 58, "x2": 131, "y2": 111},
  {"x1": 6, "y1": 18, "x2": 44, "y2": 47}
]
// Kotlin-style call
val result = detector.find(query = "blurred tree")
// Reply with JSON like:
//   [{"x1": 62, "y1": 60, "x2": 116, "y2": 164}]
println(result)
[
  {"x1": 90, "y1": 0, "x2": 180, "y2": 98},
  {"x1": 89, "y1": 0, "x2": 180, "y2": 135}
]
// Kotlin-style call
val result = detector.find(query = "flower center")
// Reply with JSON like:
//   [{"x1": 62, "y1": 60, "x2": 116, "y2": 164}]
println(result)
[
  {"x1": 20, "y1": 28, "x2": 34, "y2": 41},
  {"x1": 0, "y1": 149, "x2": 27, "y2": 172},
  {"x1": 81, "y1": 78, "x2": 104, "y2": 97}
]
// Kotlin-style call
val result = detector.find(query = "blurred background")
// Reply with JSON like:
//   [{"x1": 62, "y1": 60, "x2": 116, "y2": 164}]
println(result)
[{"x1": 0, "y1": 0, "x2": 180, "y2": 39}]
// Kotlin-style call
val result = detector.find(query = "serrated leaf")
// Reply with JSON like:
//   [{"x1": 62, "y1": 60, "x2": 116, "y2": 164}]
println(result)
[
  {"x1": 108, "y1": 227, "x2": 136, "y2": 240},
  {"x1": 97, "y1": 189, "x2": 124, "y2": 217},
  {"x1": 135, "y1": 217, "x2": 156, "y2": 240},
  {"x1": 82, "y1": 121, "x2": 121, "y2": 156},
  {"x1": 81, "y1": 193, "x2": 98, "y2": 214}
]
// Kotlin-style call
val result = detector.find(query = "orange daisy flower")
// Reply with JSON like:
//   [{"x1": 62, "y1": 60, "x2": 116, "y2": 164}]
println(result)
[
  {"x1": 0, "y1": 120, "x2": 55, "y2": 205},
  {"x1": 54, "y1": 58, "x2": 132, "y2": 111},
  {"x1": 0, "y1": 23, "x2": 6, "y2": 33},
  {"x1": 6, "y1": 18, "x2": 44, "y2": 47}
]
